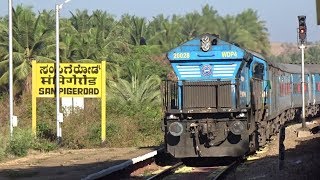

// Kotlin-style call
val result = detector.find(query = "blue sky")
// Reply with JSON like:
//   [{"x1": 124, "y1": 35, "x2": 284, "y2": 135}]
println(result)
[{"x1": 0, "y1": 0, "x2": 319, "y2": 43}]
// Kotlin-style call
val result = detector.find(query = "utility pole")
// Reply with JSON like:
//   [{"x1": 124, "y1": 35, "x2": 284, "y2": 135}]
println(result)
[
  {"x1": 8, "y1": 0, "x2": 14, "y2": 138},
  {"x1": 55, "y1": 3, "x2": 61, "y2": 144},
  {"x1": 297, "y1": 15, "x2": 307, "y2": 128},
  {"x1": 55, "y1": 0, "x2": 71, "y2": 144},
  {"x1": 317, "y1": 0, "x2": 320, "y2": 25}
]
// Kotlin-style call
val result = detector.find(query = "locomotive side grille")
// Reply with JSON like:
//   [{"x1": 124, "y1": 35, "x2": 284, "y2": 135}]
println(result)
[{"x1": 183, "y1": 81, "x2": 232, "y2": 109}]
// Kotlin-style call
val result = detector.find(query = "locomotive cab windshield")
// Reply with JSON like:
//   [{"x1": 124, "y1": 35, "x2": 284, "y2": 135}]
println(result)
[{"x1": 253, "y1": 63, "x2": 264, "y2": 79}]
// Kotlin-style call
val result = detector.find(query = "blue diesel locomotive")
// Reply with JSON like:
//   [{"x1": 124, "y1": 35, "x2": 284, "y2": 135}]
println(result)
[{"x1": 162, "y1": 33, "x2": 320, "y2": 158}]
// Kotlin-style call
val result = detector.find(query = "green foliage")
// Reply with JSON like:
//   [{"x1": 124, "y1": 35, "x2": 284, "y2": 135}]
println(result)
[
  {"x1": 7, "y1": 128, "x2": 34, "y2": 157},
  {"x1": 136, "y1": 108, "x2": 163, "y2": 145},
  {"x1": 37, "y1": 121, "x2": 55, "y2": 141},
  {"x1": 88, "y1": 123, "x2": 101, "y2": 145},
  {"x1": 0, "y1": 137, "x2": 6, "y2": 161},
  {"x1": 109, "y1": 73, "x2": 161, "y2": 115},
  {"x1": 60, "y1": 99, "x2": 102, "y2": 149},
  {"x1": 37, "y1": 99, "x2": 56, "y2": 120},
  {"x1": 0, "y1": 4, "x2": 271, "y2": 91},
  {"x1": 32, "y1": 138, "x2": 57, "y2": 152}
]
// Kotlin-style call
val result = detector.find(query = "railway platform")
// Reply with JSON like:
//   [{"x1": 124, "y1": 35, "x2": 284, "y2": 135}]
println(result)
[{"x1": 0, "y1": 147, "x2": 161, "y2": 180}]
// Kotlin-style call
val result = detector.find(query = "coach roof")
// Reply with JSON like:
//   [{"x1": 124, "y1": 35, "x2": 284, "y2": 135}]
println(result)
[
  {"x1": 279, "y1": 63, "x2": 310, "y2": 74},
  {"x1": 304, "y1": 64, "x2": 320, "y2": 74}
]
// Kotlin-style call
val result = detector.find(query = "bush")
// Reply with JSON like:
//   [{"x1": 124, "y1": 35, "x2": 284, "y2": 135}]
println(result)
[
  {"x1": 37, "y1": 121, "x2": 55, "y2": 141},
  {"x1": 88, "y1": 123, "x2": 101, "y2": 146},
  {"x1": 32, "y1": 139, "x2": 57, "y2": 152},
  {"x1": 7, "y1": 128, "x2": 34, "y2": 157},
  {"x1": 61, "y1": 99, "x2": 101, "y2": 149},
  {"x1": 0, "y1": 137, "x2": 6, "y2": 161}
]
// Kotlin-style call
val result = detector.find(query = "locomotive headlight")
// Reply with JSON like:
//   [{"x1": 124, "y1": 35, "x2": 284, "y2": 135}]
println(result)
[
  {"x1": 230, "y1": 121, "x2": 245, "y2": 135},
  {"x1": 236, "y1": 113, "x2": 246, "y2": 118},
  {"x1": 167, "y1": 114, "x2": 178, "y2": 120},
  {"x1": 168, "y1": 122, "x2": 183, "y2": 136}
]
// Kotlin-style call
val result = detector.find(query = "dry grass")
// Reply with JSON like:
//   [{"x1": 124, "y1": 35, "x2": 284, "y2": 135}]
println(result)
[{"x1": 270, "y1": 42, "x2": 298, "y2": 56}]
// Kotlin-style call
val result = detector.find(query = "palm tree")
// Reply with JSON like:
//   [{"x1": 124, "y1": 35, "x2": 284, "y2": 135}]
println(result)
[
  {"x1": 0, "y1": 6, "x2": 55, "y2": 94},
  {"x1": 108, "y1": 57, "x2": 161, "y2": 112},
  {"x1": 148, "y1": 15, "x2": 183, "y2": 51},
  {"x1": 91, "y1": 10, "x2": 129, "y2": 59},
  {"x1": 69, "y1": 9, "x2": 92, "y2": 34},
  {"x1": 180, "y1": 12, "x2": 203, "y2": 41},
  {"x1": 120, "y1": 15, "x2": 148, "y2": 46},
  {"x1": 109, "y1": 74, "x2": 161, "y2": 111},
  {"x1": 200, "y1": 4, "x2": 219, "y2": 34},
  {"x1": 216, "y1": 15, "x2": 249, "y2": 44},
  {"x1": 235, "y1": 9, "x2": 270, "y2": 55}
]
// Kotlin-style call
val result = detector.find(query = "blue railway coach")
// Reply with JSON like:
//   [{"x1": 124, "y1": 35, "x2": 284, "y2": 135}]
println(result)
[{"x1": 162, "y1": 34, "x2": 320, "y2": 158}]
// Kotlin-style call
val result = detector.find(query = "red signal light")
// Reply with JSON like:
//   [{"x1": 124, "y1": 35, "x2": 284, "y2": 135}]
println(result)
[{"x1": 298, "y1": 16, "x2": 307, "y2": 43}]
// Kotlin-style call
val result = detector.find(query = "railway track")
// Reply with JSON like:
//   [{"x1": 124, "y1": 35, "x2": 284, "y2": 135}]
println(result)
[
  {"x1": 139, "y1": 159, "x2": 241, "y2": 180},
  {"x1": 146, "y1": 162, "x2": 184, "y2": 180},
  {"x1": 93, "y1": 152, "x2": 241, "y2": 180},
  {"x1": 145, "y1": 158, "x2": 241, "y2": 180},
  {"x1": 207, "y1": 160, "x2": 238, "y2": 180}
]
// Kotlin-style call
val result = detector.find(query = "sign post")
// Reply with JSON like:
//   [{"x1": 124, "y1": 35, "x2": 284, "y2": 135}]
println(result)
[
  {"x1": 101, "y1": 61, "x2": 106, "y2": 142},
  {"x1": 32, "y1": 61, "x2": 37, "y2": 135},
  {"x1": 32, "y1": 61, "x2": 106, "y2": 142}
]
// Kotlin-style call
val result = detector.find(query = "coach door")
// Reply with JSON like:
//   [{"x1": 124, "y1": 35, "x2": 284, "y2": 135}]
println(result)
[
  {"x1": 312, "y1": 75, "x2": 316, "y2": 105},
  {"x1": 250, "y1": 62, "x2": 265, "y2": 111}
]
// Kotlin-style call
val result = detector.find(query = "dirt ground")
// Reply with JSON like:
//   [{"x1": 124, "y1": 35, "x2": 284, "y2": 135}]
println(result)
[
  {"x1": 225, "y1": 119, "x2": 320, "y2": 180},
  {"x1": 0, "y1": 147, "x2": 157, "y2": 180}
]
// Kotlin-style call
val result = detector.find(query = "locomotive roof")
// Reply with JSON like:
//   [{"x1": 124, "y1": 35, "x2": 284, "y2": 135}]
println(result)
[
  {"x1": 246, "y1": 49, "x2": 265, "y2": 60},
  {"x1": 245, "y1": 50, "x2": 313, "y2": 74},
  {"x1": 245, "y1": 49, "x2": 289, "y2": 72}
]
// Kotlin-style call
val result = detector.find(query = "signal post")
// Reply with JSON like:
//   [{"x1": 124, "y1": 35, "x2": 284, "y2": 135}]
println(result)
[{"x1": 297, "y1": 15, "x2": 307, "y2": 129}]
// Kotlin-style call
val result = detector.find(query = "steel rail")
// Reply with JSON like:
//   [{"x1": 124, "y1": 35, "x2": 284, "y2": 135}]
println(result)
[
  {"x1": 208, "y1": 160, "x2": 238, "y2": 180},
  {"x1": 146, "y1": 162, "x2": 184, "y2": 180}
]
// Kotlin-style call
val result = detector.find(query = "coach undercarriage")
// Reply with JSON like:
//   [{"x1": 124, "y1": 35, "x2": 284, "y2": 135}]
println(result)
[{"x1": 251, "y1": 104, "x2": 320, "y2": 149}]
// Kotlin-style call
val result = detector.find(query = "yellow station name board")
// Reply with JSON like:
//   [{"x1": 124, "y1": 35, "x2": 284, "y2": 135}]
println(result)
[{"x1": 33, "y1": 62, "x2": 104, "y2": 98}]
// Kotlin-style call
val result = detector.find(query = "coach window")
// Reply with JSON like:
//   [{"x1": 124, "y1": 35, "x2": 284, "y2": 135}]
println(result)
[{"x1": 253, "y1": 63, "x2": 264, "y2": 79}]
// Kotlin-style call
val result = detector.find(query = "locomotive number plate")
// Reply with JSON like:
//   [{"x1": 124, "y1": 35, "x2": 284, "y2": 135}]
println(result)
[{"x1": 173, "y1": 52, "x2": 190, "y2": 59}]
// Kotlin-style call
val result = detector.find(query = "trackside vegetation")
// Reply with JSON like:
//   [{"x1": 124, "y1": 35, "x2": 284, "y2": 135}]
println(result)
[{"x1": 0, "y1": 4, "x2": 319, "y2": 161}]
